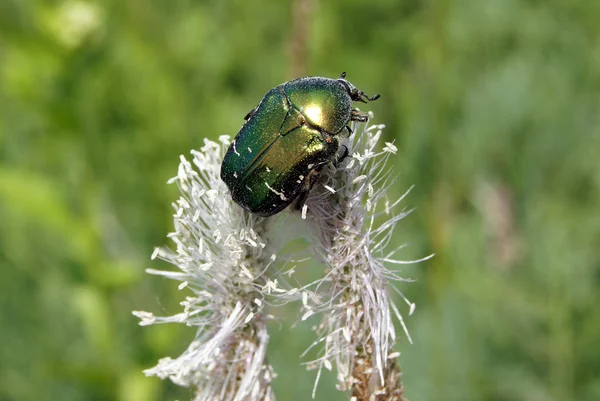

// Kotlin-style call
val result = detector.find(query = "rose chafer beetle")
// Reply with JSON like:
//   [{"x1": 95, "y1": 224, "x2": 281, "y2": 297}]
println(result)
[{"x1": 220, "y1": 72, "x2": 379, "y2": 217}]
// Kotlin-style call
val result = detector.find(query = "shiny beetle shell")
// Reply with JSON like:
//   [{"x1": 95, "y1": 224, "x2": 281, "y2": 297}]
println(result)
[{"x1": 220, "y1": 73, "x2": 379, "y2": 217}]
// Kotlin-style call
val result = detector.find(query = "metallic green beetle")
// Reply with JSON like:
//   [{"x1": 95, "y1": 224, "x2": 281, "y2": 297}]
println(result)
[{"x1": 220, "y1": 72, "x2": 379, "y2": 217}]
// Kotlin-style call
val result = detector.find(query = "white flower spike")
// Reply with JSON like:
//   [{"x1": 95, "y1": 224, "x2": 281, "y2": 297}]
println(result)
[
  {"x1": 301, "y1": 115, "x2": 432, "y2": 400},
  {"x1": 133, "y1": 137, "x2": 277, "y2": 401}
]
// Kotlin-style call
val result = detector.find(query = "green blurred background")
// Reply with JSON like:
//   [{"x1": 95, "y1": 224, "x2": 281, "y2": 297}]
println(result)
[{"x1": 1, "y1": 0, "x2": 599, "y2": 400}]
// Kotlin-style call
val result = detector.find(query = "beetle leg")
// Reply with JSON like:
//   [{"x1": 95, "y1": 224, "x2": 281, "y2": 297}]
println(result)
[
  {"x1": 348, "y1": 88, "x2": 380, "y2": 104},
  {"x1": 293, "y1": 167, "x2": 323, "y2": 212},
  {"x1": 345, "y1": 125, "x2": 353, "y2": 137},
  {"x1": 350, "y1": 109, "x2": 369, "y2": 122},
  {"x1": 244, "y1": 107, "x2": 258, "y2": 121},
  {"x1": 336, "y1": 145, "x2": 349, "y2": 165}
]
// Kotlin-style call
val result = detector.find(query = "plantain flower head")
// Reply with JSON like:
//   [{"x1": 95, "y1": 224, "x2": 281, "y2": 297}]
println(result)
[
  {"x1": 133, "y1": 137, "x2": 285, "y2": 401},
  {"x1": 300, "y1": 115, "x2": 432, "y2": 399}
]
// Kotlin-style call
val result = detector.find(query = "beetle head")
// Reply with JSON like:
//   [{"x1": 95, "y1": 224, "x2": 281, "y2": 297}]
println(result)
[{"x1": 337, "y1": 72, "x2": 380, "y2": 104}]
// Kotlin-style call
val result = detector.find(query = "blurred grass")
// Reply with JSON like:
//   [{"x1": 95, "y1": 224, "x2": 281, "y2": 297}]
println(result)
[{"x1": 1, "y1": 0, "x2": 599, "y2": 400}]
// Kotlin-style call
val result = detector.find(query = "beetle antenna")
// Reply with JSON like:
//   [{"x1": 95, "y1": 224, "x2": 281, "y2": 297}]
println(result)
[{"x1": 363, "y1": 93, "x2": 380, "y2": 102}]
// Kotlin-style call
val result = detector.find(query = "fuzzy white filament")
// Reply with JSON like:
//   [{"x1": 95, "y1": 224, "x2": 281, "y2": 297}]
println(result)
[
  {"x1": 133, "y1": 137, "x2": 276, "y2": 401},
  {"x1": 301, "y1": 115, "x2": 430, "y2": 399}
]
